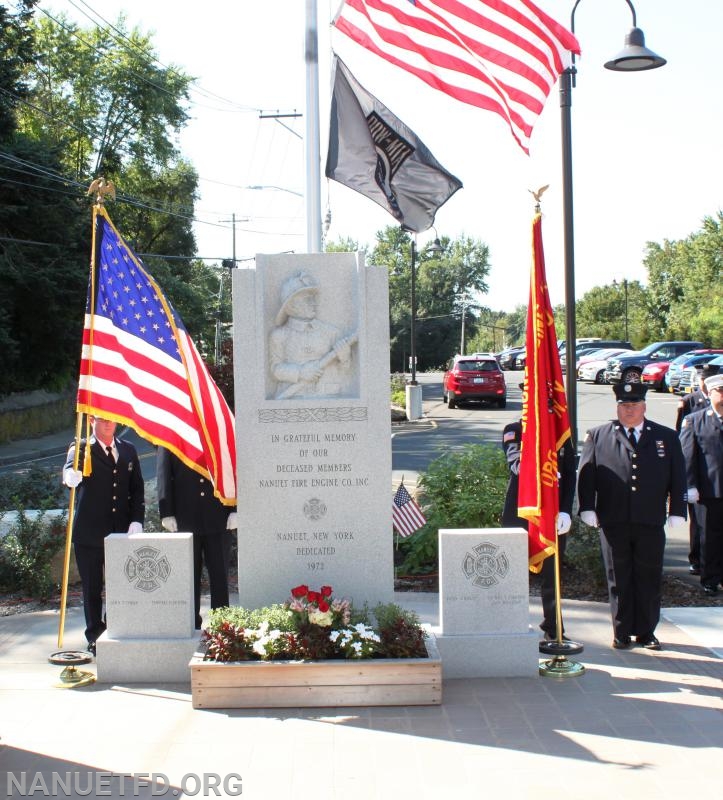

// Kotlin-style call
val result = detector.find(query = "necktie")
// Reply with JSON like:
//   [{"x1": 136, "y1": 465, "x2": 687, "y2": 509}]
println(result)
[
  {"x1": 105, "y1": 445, "x2": 115, "y2": 463},
  {"x1": 627, "y1": 427, "x2": 637, "y2": 447}
]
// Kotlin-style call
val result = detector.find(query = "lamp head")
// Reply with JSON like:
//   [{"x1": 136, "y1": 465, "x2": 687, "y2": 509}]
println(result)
[
  {"x1": 604, "y1": 27, "x2": 666, "y2": 71},
  {"x1": 427, "y1": 238, "x2": 444, "y2": 255}
]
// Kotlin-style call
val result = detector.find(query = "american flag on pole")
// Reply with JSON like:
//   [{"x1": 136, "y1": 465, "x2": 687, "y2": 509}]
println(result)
[
  {"x1": 392, "y1": 482, "x2": 427, "y2": 537},
  {"x1": 77, "y1": 205, "x2": 236, "y2": 504},
  {"x1": 332, "y1": 0, "x2": 580, "y2": 154}
]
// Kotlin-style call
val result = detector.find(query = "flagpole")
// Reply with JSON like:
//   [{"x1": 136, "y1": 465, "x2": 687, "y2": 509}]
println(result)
[
  {"x1": 305, "y1": 0, "x2": 322, "y2": 252},
  {"x1": 56, "y1": 411, "x2": 84, "y2": 648}
]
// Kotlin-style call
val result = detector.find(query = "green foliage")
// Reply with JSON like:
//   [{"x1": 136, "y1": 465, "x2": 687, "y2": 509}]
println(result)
[
  {"x1": 373, "y1": 603, "x2": 427, "y2": 659},
  {"x1": 390, "y1": 372, "x2": 406, "y2": 406},
  {"x1": 564, "y1": 518, "x2": 607, "y2": 588},
  {"x1": 0, "y1": 509, "x2": 67, "y2": 598},
  {"x1": 206, "y1": 604, "x2": 295, "y2": 633},
  {"x1": 372, "y1": 227, "x2": 492, "y2": 372},
  {"x1": 397, "y1": 442, "x2": 508, "y2": 574},
  {"x1": 0, "y1": 466, "x2": 67, "y2": 511}
]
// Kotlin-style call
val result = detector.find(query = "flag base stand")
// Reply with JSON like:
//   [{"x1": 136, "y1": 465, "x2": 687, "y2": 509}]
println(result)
[
  {"x1": 48, "y1": 650, "x2": 96, "y2": 688},
  {"x1": 538, "y1": 639, "x2": 585, "y2": 678}
]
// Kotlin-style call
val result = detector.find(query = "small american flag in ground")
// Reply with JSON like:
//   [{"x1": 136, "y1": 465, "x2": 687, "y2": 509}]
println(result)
[
  {"x1": 77, "y1": 205, "x2": 236, "y2": 504},
  {"x1": 392, "y1": 482, "x2": 427, "y2": 537}
]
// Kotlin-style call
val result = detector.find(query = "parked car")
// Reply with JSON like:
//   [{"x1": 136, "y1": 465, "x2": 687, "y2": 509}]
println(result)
[
  {"x1": 641, "y1": 360, "x2": 671, "y2": 391},
  {"x1": 496, "y1": 347, "x2": 524, "y2": 370},
  {"x1": 576, "y1": 349, "x2": 633, "y2": 383},
  {"x1": 559, "y1": 339, "x2": 632, "y2": 360},
  {"x1": 443, "y1": 354, "x2": 507, "y2": 408},
  {"x1": 665, "y1": 350, "x2": 723, "y2": 392},
  {"x1": 604, "y1": 341, "x2": 706, "y2": 384},
  {"x1": 560, "y1": 346, "x2": 605, "y2": 371}
]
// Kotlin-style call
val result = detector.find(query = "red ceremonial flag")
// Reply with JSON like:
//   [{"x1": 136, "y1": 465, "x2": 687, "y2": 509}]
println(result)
[
  {"x1": 392, "y1": 482, "x2": 427, "y2": 537},
  {"x1": 332, "y1": 0, "x2": 580, "y2": 154},
  {"x1": 77, "y1": 205, "x2": 236, "y2": 504},
  {"x1": 517, "y1": 212, "x2": 571, "y2": 571}
]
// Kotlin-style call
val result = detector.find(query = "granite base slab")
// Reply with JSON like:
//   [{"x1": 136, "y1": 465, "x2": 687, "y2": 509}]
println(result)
[
  {"x1": 95, "y1": 632, "x2": 198, "y2": 683},
  {"x1": 433, "y1": 627, "x2": 539, "y2": 678}
]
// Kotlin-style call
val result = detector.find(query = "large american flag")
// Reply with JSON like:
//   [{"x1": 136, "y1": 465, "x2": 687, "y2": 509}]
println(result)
[
  {"x1": 77, "y1": 205, "x2": 236, "y2": 504},
  {"x1": 332, "y1": 0, "x2": 580, "y2": 154},
  {"x1": 392, "y1": 482, "x2": 427, "y2": 537}
]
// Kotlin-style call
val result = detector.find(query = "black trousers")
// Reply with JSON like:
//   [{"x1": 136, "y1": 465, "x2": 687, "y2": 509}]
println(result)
[
  {"x1": 687, "y1": 502, "x2": 702, "y2": 568},
  {"x1": 599, "y1": 523, "x2": 665, "y2": 640},
  {"x1": 74, "y1": 543, "x2": 107, "y2": 644},
  {"x1": 193, "y1": 532, "x2": 231, "y2": 628},
  {"x1": 696, "y1": 498, "x2": 723, "y2": 587},
  {"x1": 540, "y1": 534, "x2": 567, "y2": 636}
]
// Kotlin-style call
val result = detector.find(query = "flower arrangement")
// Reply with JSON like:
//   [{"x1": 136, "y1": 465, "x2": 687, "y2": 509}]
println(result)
[{"x1": 202, "y1": 584, "x2": 427, "y2": 663}]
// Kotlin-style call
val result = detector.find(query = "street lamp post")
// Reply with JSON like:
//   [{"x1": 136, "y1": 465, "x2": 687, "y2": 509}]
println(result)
[
  {"x1": 410, "y1": 238, "x2": 418, "y2": 385},
  {"x1": 613, "y1": 278, "x2": 629, "y2": 340},
  {"x1": 560, "y1": 0, "x2": 665, "y2": 447}
]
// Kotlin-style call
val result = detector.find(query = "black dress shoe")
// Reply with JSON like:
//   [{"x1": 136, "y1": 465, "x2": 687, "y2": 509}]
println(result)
[
  {"x1": 703, "y1": 584, "x2": 718, "y2": 596},
  {"x1": 612, "y1": 637, "x2": 631, "y2": 649},
  {"x1": 689, "y1": 565, "x2": 701, "y2": 576},
  {"x1": 636, "y1": 635, "x2": 661, "y2": 650},
  {"x1": 86, "y1": 641, "x2": 96, "y2": 656}
]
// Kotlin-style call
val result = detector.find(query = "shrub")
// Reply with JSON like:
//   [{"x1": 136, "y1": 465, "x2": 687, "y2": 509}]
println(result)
[
  {"x1": 397, "y1": 442, "x2": 508, "y2": 575},
  {"x1": 390, "y1": 372, "x2": 407, "y2": 406},
  {"x1": 0, "y1": 509, "x2": 67, "y2": 598},
  {"x1": 564, "y1": 517, "x2": 607, "y2": 588},
  {"x1": 0, "y1": 465, "x2": 67, "y2": 512}
]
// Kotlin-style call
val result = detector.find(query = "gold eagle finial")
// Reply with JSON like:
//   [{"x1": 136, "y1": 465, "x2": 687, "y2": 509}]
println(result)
[
  {"x1": 529, "y1": 184, "x2": 549, "y2": 211},
  {"x1": 87, "y1": 177, "x2": 116, "y2": 205}
]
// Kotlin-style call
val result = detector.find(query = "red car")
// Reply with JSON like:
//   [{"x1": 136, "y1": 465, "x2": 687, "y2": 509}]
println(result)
[
  {"x1": 443, "y1": 355, "x2": 507, "y2": 408},
  {"x1": 641, "y1": 360, "x2": 671, "y2": 391}
]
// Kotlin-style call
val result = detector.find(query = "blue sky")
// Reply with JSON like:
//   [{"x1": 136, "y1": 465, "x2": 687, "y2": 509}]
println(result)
[{"x1": 42, "y1": 0, "x2": 723, "y2": 315}]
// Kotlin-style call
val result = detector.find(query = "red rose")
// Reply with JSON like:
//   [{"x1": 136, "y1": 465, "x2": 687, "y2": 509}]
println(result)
[
  {"x1": 307, "y1": 591, "x2": 321, "y2": 603},
  {"x1": 320, "y1": 585, "x2": 333, "y2": 597},
  {"x1": 290, "y1": 585, "x2": 308, "y2": 599},
  {"x1": 318, "y1": 599, "x2": 330, "y2": 613}
]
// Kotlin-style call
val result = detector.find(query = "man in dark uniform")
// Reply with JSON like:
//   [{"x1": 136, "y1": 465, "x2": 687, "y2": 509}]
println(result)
[
  {"x1": 502, "y1": 417, "x2": 576, "y2": 641},
  {"x1": 675, "y1": 369, "x2": 710, "y2": 575},
  {"x1": 680, "y1": 374, "x2": 723, "y2": 596},
  {"x1": 63, "y1": 416, "x2": 145, "y2": 654},
  {"x1": 156, "y1": 447, "x2": 237, "y2": 629},
  {"x1": 577, "y1": 383, "x2": 687, "y2": 650}
]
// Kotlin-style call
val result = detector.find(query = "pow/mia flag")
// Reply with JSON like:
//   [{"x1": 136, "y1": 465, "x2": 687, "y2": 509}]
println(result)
[{"x1": 325, "y1": 56, "x2": 462, "y2": 233}]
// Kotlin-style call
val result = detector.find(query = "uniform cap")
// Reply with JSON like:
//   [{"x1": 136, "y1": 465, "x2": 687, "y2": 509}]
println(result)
[
  {"x1": 704, "y1": 374, "x2": 723, "y2": 392},
  {"x1": 613, "y1": 382, "x2": 648, "y2": 403}
]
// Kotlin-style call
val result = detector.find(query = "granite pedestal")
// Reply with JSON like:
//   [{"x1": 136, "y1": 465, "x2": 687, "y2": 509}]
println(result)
[
  {"x1": 96, "y1": 532, "x2": 198, "y2": 683},
  {"x1": 434, "y1": 528, "x2": 538, "y2": 678}
]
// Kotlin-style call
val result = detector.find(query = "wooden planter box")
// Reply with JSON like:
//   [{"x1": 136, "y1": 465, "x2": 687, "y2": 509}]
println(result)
[{"x1": 189, "y1": 632, "x2": 441, "y2": 709}]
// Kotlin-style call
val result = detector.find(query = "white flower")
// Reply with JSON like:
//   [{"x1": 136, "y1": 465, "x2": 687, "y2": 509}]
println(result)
[{"x1": 308, "y1": 609, "x2": 333, "y2": 627}]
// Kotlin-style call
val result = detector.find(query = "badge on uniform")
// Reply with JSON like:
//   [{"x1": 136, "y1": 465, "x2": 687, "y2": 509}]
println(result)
[
  {"x1": 655, "y1": 440, "x2": 665, "y2": 457},
  {"x1": 128, "y1": 462, "x2": 134, "y2": 472}
]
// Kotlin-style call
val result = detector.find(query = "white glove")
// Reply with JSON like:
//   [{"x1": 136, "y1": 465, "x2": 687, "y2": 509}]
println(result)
[
  {"x1": 686, "y1": 488, "x2": 699, "y2": 504},
  {"x1": 161, "y1": 516, "x2": 178, "y2": 532},
  {"x1": 226, "y1": 512, "x2": 238, "y2": 530},
  {"x1": 64, "y1": 469, "x2": 83, "y2": 488},
  {"x1": 580, "y1": 510, "x2": 600, "y2": 528},
  {"x1": 127, "y1": 521, "x2": 143, "y2": 534},
  {"x1": 667, "y1": 516, "x2": 686, "y2": 528},
  {"x1": 556, "y1": 512, "x2": 572, "y2": 534}
]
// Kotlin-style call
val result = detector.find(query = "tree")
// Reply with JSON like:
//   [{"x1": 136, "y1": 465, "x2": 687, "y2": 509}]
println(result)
[
  {"x1": 18, "y1": 13, "x2": 191, "y2": 178},
  {"x1": 369, "y1": 226, "x2": 492, "y2": 371},
  {"x1": 0, "y1": 1, "x2": 35, "y2": 142},
  {"x1": 574, "y1": 281, "x2": 648, "y2": 347}
]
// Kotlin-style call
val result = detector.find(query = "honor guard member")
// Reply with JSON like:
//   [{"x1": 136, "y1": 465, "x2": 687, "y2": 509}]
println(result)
[
  {"x1": 157, "y1": 447, "x2": 238, "y2": 629},
  {"x1": 502, "y1": 415, "x2": 576, "y2": 641},
  {"x1": 577, "y1": 382, "x2": 687, "y2": 650},
  {"x1": 679, "y1": 374, "x2": 723, "y2": 596},
  {"x1": 675, "y1": 368, "x2": 710, "y2": 575},
  {"x1": 63, "y1": 416, "x2": 145, "y2": 655}
]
